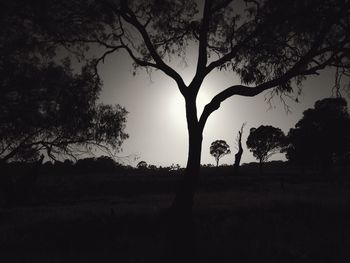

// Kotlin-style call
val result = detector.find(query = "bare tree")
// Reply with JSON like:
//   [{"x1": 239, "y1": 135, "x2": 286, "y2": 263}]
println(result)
[{"x1": 233, "y1": 122, "x2": 246, "y2": 175}]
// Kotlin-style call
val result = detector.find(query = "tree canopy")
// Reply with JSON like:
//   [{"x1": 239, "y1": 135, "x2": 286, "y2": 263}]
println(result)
[
  {"x1": 0, "y1": 2, "x2": 129, "y2": 162},
  {"x1": 210, "y1": 140, "x2": 231, "y2": 167},
  {"x1": 0, "y1": 60, "x2": 129, "y2": 162},
  {"x1": 285, "y1": 97, "x2": 350, "y2": 169},
  {"x1": 246, "y1": 125, "x2": 286, "y2": 167}
]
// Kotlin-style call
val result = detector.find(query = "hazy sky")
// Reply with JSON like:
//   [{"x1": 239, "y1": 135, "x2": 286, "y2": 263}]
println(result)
[{"x1": 96, "y1": 44, "x2": 346, "y2": 167}]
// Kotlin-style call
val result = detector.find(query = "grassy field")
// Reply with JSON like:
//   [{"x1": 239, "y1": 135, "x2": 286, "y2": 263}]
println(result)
[{"x1": 1, "y1": 169, "x2": 350, "y2": 262}]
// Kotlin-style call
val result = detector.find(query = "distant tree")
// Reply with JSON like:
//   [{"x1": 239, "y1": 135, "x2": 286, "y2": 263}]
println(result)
[
  {"x1": 210, "y1": 140, "x2": 231, "y2": 167},
  {"x1": 137, "y1": 161, "x2": 148, "y2": 169},
  {"x1": 73, "y1": 156, "x2": 117, "y2": 173},
  {"x1": 247, "y1": 125, "x2": 286, "y2": 173},
  {"x1": 94, "y1": 156, "x2": 118, "y2": 172},
  {"x1": 63, "y1": 159, "x2": 74, "y2": 167},
  {"x1": 285, "y1": 97, "x2": 350, "y2": 172},
  {"x1": 148, "y1": 164, "x2": 157, "y2": 170},
  {"x1": 170, "y1": 164, "x2": 181, "y2": 171},
  {"x1": 233, "y1": 123, "x2": 246, "y2": 175},
  {"x1": 75, "y1": 157, "x2": 97, "y2": 173},
  {"x1": 4, "y1": 0, "x2": 350, "y2": 218}
]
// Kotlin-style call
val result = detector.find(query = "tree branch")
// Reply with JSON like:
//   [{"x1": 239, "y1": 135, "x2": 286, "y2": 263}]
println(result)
[
  {"x1": 196, "y1": 0, "x2": 213, "y2": 73},
  {"x1": 205, "y1": 26, "x2": 258, "y2": 74},
  {"x1": 211, "y1": 0, "x2": 234, "y2": 13},
  {"x1": 97, "y1": 0, "x2": 187, "y2": 93},
  {"x1": 118, "y1": 1, "x2": 187, "y2": 94},
  {"x1": 120, "y1": 39, "x2": 159, "y2": 68},
  {"x1": 198, "y1": 62, "x2": 317, "y2": 130}
]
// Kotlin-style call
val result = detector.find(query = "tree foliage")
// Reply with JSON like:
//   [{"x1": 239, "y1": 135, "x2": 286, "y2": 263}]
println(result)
[
  {"x1": 246, "y1": 125, "x2": 286, "y2": 164},
  {"x1": 0, "y1": 2, "x2": 129, "y2": 162},
  {"x1": 17, "y1": 0, "x2": 349, "y2": 98},
  {"x1": 210, "y1": 140, "x2": 231, "y2": 167},
  {"x1": 285, "y1": 97, "x2": 350, "y2": 169}
]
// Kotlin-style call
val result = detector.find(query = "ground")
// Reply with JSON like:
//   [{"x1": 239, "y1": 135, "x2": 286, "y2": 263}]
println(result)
[{"x1": 1, "y1": 169, "x2": 350, "y2": 262}]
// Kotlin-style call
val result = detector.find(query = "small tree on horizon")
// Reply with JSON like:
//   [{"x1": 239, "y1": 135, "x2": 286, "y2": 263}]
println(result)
[
  {"x1": 210, "y1": 140, "x2": 231, "y2": 167},
  {"x1": 246, "y1": 125, "x2": 286, "y2": 174},
  {"x1": 137, "y1": 161, "x2": 148, "y2": 169}
]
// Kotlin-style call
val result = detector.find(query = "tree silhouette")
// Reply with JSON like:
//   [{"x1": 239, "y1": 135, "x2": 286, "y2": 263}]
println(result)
[
  {"x1": 285, "y1": 97, "x2": 350, "y2": 172},
  {"x1": 210, "y1": 140, "x2": 231, "y2": 167},
  {"x1": 137, "y1": 161, "x2": 148, "y2": 169},
  {"x1": 7, "y1": 0, "x2": 350, "y2": 217},
  {"x1": 0, "y1": 60, "x2": 129, "y2": 163},
  {"x1": 233, "y1": 123, "x2": 246, "y2": 175},
  {"x1": 0, "y1": 5, "x2": 129, "y2": 163},
  {"x1": 247, "y1": 125, "x2": 286, "y2": 174}
]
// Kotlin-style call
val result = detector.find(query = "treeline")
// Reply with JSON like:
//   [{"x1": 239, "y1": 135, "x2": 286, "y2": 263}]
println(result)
[
  {"x1": 211, "y1": 97, "x2": 350, "y2": 174},
  {"x1": 3, "y1": 156, "x2": 184, "y2": 177},
  {"x1": 2, "y1": 97, "x2": 349, "y2": 177}
]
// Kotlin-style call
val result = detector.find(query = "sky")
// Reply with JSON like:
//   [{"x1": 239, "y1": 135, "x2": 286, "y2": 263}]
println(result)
[{"x1": 97, "y1": 47, "x2": 345, "y2": 167}]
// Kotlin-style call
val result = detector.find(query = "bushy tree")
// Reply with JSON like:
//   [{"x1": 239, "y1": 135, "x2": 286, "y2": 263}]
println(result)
[
  {"x1": 0, "y1": 60, "x2": 129, "y2": 162},
  {"x1": 0, "y1": 3, "x2": 129, "y2": 163},
  {"x1": 285, "y1": 97, "x2": 350, "y2": 171},
  {"x1": 247, "y1": 125, "x2": 286, "y2": 173},
  {"x1": 210, "y1": 140, "x2": 231, "y2": 167},
  {"x1": 4, "y1": 0, "x2": 350, "y2": 217}
]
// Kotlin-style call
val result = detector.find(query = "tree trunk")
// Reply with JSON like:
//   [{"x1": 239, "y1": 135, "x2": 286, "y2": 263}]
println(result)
[
  {"x1": 259, "y1": 160, "x2": 263, "y2": 175},
  {"x1": 170, "y1": 128, "x2": 202, "y2": 220},
  {"x1": 169, "y1": 95, "x2": 202, "y2": 220},
  {"x1": 234, "y1": 151, "x2": 242, "y2": 175},
  {"x1": 165, "y1": 103, "x2": 202, "y2": 262},
  {"x1": 234, "y1": 123, "x2": 245, "y2": 175},
  {"x1": 233, "y1": 139, "x2": 243, "y2": 175},
  {"x1": 234, "y1": 150, "x2": 242, "y2": 173},
  {"x1": 160, "y1": 85, "x2": 207, "y2": 260}
]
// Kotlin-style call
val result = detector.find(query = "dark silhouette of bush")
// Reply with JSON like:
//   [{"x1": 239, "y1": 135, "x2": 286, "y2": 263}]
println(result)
[
  {"x1": 94, "y1": 156, "x2": 119, "y2": 172},
  {"x1": 74, "y1": 156, "x2": 119, "y2": 174},
  {"x1": 148, "y1": 165, "x2": 157, "y2": 171},
  {"x1": 137, "y1": 161, "x2": 148, "y2": 169}
]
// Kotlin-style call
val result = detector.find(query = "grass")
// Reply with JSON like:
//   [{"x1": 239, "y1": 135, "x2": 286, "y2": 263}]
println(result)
[{"x1": 1, "y1": 169, "x2": 350, "y2": 262}]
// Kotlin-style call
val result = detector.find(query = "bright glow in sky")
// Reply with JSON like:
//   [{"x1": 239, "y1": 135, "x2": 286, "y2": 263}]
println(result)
[{"x1": 98, "y1": 48, "x2": 347, "y2": 167}]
